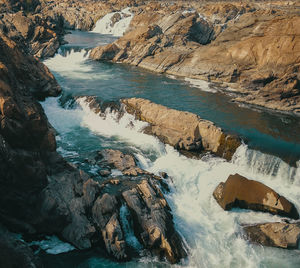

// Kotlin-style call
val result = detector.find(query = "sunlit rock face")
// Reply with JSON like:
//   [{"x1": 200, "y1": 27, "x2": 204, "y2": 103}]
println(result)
[
  {"x1": 243, "y1": 222, "x2": 300, "y2": 249},
  {"x1": 213, "y1": 173, "x2": 299, "y2": 219},
  {"x1": 91, "y1": 2, "x2": 300, "y2": 114},
  {"x1": 121, "y1": 98, "x2": 241, "y2": 160}
]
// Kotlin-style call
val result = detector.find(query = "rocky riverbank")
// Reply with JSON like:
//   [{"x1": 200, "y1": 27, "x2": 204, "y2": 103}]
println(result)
[{"x1": 91, "y1": 1, "x2": 300, "y2": 114}]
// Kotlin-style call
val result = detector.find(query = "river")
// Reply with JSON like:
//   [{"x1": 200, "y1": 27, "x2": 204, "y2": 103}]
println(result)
[{"x1": 38, "y1": 25, "x2": 300, "y2": 268}]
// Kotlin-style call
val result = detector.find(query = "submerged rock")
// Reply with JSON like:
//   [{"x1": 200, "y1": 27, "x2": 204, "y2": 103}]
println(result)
[
  {"x1": 96, "y1": 149, "x2": 150, "y2": 176},
  {"x1": 243, "y1": 222, "x2": 300, "y2": 249},
  {"x1": 213, "y1": 174, "x2": 299, "y2": 219},
  {"x1": 122, "y1": 98, "x2": 240, "y2": 160}
]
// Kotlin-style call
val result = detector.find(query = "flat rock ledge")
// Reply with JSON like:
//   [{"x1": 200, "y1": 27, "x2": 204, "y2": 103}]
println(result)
[
  {"x1": 213, "y1": 174, "x2": 299, "y2": 220},
  {"x1": 243, "y1": 222, "x2": 300, "y2": 249},
  {"x1": 121, "y1": 98, "x2": 241, "y2": 161}
]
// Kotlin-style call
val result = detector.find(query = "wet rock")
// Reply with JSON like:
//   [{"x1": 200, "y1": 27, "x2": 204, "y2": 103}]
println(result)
[
  {"x1": 99, "y1": 169, "x2": 111, "y2": 177},
  {"x1": 96, "y1": 149, "x2": 150, "y2": 176},
  {"x1": 243, "y1": 222, "x2": 300, "y2": 249},
  {"x1": 0, "y1": 225, "x2": 42, "y2": 268},
  {"x1": 213, "y1": 174, "x2": 299, "y2": 219},
  {"x1": 92, "y1": 194, "x2": 127, "y2": 260},
  {"x1": 77, "y1": 96, "x2": 121, "y2": 115},
  {"x1": 122, "y1": 179, "x2": 187, "y2": 263},
  {"x1": 122, "y1": 98, "x2": 240, "y2": 160}
]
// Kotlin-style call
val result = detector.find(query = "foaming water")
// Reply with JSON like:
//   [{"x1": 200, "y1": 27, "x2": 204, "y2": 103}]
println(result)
[
  {"x1": 91, "y1": 7, "x2": 133, "y2": 36},
  {"x1": 184, "y1": 78, "x2": 217, "y2": 93},
  {"x1": 43, "y1": 49, "x2": 112, "y2": 81},
  {"x1": 30, "y1": 236, "x2": 75, "y2": 255},
  {"x1": 42, "y1": 97, "x2": 300, "y2": 267}
]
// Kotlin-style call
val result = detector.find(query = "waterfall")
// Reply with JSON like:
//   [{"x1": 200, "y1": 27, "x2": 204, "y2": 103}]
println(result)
[{"x1": 91, "y1": 7, "x2": 134, "y2": 36}]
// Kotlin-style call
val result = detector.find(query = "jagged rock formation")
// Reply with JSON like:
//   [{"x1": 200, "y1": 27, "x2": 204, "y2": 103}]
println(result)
[
  {"x1": 0, "y1": 0, "x2": 137, "y2": 58},
  {"x1": 243, "y1": 222, "x2": 300, "y2": 249},
  {"x1": 121, "y1": 98, "x2": 241, "y2": 160},
  {"x1": 213, "y1": 174, "x2": 299, "y2": 219},
  {"x1": 92, "y1": 148, "x2": 186, "y2": 263},
  {"x1": 96, "y1": 149, "x2": 151, "y2": 176},
  {"x1": 0, "y1": 0, "x2": 63, "y2": 58},
  {"x1": 91, "y1": 1, "x2": 300, "y2": 114}
]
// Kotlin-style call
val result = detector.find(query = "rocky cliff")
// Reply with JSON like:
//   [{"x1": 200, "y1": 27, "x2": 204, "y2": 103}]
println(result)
[{"x1": 91, "y1": 1, "x2": 300, "y2": 114}]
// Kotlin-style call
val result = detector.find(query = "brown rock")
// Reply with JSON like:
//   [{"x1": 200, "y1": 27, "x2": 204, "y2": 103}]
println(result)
[
  {"x1": 213, "y1": 174, "x2": 299, "y2": 219},
  {"x1": 92, "y1": 194, "x2": 127, "y2": 260},
  {"x1": 243, "y1": 222, "x2": 300, "y2": 249},
  {"x1": 96, "y1": 149, "x2": 150, "y2": 176},
  {"x1": 122, "y1": 98, "x2": 240, "y2": 160},
  {"x1": 122, "y1": 179, "x2": 187, "y2": 263}
]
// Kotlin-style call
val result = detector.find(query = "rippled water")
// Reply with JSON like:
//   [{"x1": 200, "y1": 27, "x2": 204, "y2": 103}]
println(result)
[{"x1": 40, "y1": 30, "x2": 300, "y2": 267}]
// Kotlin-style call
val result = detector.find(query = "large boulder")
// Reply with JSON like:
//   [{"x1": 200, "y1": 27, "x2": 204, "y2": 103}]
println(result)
[
  {"x1": 213, "y1": 174, "x2": 299, "y2": 219},
  {"x1": 243, "y1": 222, "x2": 300, "y2": 249},
  {"x1": 122, "y1": 98, "x2": 240, "y2": 160}
]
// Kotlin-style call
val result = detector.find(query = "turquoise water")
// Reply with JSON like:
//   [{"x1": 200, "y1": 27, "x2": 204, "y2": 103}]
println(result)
[{"x1": 40, "y1": 30, "x2": 300, "y2": 268}]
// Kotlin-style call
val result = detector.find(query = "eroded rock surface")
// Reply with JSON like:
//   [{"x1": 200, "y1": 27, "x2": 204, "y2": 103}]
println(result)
[
  {"x1": 91, "y1": 2, "x2": 300, "y2": 114},
  {"x1": 243, "y1": 222, "x2": 300, "y2": 249},
  {"x1": 122, "y1": 98, "x2": 241, "y2": 160},
  {"x1": 213, "y1": 174, "x2": 299, "y2": 219},
  {"x1": 94, "y1": 174, "x2": 187, "y2": 263},
  {"x1": 96, "y1": 149, "x2": 150, "y2": 176}
]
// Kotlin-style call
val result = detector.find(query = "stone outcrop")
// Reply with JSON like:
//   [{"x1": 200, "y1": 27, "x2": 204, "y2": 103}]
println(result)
[
  {"x1": 90, "y1": 174, "x2": 187, "y2": 263},
  {"x1": 91, "y1": 2, "x2": 300, "y2": 114},
  {"x1": 0, "y1": 0, "x2": 137, "y2": 58},
  {"x1": 213, "y1": 174, "x2": 299, "y2": 219},
  {"x1": 121, "y1": 98, "x2": 240, "y2": 160},
  {"x1": 243, "y1": 222, "x2": 300, "y2": 249},
  {"x1": 0, "y1": 0, "x2": 63, "y2": 58},
  {"x1": 96, "y1": 149, "x2": 150, "y2": 176}
]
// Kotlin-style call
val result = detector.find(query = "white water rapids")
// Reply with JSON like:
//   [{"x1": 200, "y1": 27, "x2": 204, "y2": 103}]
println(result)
[
  {"x1": 91, "y1": 7, "x2": 133, "y2": 36},
  {"x1": 41, "y1": 95, "x2": 300, "y2": 267}
]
